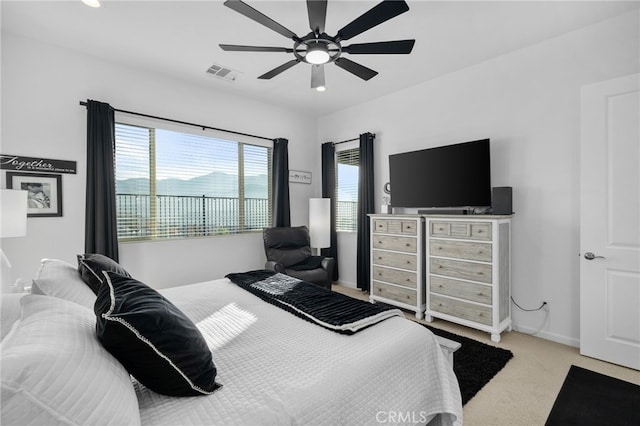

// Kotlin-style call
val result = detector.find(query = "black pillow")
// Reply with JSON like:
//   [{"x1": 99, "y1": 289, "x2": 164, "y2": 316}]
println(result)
[
  {"x1": 94, "y1": 271, "x2": 220, "y2": 397},
  {"x1": 77, "y1": 253, "x2": 132, "y2": 294}
]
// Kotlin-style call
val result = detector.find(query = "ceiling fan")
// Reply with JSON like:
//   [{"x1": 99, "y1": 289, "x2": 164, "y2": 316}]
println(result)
[{"x1": 219, "y1": 0, "x2": 415, "y2": 91}]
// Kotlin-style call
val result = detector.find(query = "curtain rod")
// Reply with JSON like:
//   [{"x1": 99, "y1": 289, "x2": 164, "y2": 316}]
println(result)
[
  {"x1": 333, "y1": 133, "x2": 376, "y2": 145},
  {"x1": 79, "y1": 101, "x2": 274, "y2": 142}
]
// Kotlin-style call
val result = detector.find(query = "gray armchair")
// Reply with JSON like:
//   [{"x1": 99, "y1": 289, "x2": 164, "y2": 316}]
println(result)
[{"x1": 263, "y1": 226, "x2": 335, "y2": 290}]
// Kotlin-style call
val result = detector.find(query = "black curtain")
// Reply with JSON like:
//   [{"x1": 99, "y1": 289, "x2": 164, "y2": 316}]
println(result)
[
  {"x1": 356, "y1": 132, "x2": 375, "y2": 291},
  {"x1": 321, "y1": 142, "x2": 339, "y2": 281},
  {"x1": 272, "y1": 138, "x2": 290, "y2": 227},
  {"x1": 85, "y1": 100, "x2": 119, "y2": 261}
]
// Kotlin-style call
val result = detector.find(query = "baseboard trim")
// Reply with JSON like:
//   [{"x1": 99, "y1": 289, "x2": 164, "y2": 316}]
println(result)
[
  {"x1": 513, "y1": 325, "x2": 579, "y2": 348},
  {"x1": 333, "y1": 280, "x2": 357, "y2": 289}
]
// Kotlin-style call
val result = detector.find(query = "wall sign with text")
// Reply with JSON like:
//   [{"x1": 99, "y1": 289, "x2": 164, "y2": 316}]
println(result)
[
  {"x1": 1, "y1": 154, "x2": 77, "y2": 174},
  {"x1": 289, "y1": 170, "x2": 312, "y2": 184}
]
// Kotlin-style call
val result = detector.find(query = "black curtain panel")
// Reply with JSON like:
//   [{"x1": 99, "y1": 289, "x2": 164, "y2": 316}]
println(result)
[
  {"x1": 321, "y1": 142, "x2": 339, "y2": 281},
  {"x1": 356, "y1": 132, "x2": 375, "y2": 291},
  {"x1": 272, "y1": 138, "x2": 291, "y2": 227},
  {"x1": 85, "y1": 100, "x2": 119, "y2": 261}
]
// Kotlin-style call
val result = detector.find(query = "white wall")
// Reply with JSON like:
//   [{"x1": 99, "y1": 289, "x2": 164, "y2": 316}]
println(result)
[
  {"x1": 1, "y1": 33, "x2": 318, "y2": 288},
  {"x1": 318, "y1": 11, "x2": 640, "y2": 346}
]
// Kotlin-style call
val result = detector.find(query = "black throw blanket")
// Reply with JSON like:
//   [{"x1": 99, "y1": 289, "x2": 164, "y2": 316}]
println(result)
[{"x1": 225, "y1": 270, "x2": 402, "y2": 334}]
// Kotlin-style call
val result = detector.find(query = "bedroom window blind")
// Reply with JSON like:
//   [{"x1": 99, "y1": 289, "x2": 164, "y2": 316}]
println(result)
[
  {"x1": 335, "y1": 147, "x2": 359, "y2": 232},
  {"x1": 114, "y1": 123, "x2": 272, "y2": 241}
]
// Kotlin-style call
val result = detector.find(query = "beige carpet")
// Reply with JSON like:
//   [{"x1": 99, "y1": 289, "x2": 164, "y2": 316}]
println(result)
[{"x1": 333, "y1": 284, "x2": 639, "y2": 426}]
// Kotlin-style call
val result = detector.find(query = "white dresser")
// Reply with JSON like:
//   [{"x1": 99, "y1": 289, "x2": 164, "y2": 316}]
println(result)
[
  {"x1": 424, "y1": 215, "x2": 512, "y2": 342},
  {"x1": 369, "y1": 215, "x2": 425, "y2": 319}
]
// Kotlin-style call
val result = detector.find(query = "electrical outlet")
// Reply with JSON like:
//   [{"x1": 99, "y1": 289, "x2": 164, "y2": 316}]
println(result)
[{"x1": 542, "y1": 301, "x2": 549, "y2": 312}]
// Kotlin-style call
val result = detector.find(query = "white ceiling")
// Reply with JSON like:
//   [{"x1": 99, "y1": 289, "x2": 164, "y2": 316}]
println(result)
[{"x1": 2, "y1": 1, "x2": 638, "y2": 115}]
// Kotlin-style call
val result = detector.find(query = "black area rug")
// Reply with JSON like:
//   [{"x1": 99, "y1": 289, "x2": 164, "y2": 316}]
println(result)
[
  {"x1": 545, "y1": 365, "x2": 640, "y2": 426},
  {"x1": 421, "y1": 324, "x2": 513, "y2": 405}
]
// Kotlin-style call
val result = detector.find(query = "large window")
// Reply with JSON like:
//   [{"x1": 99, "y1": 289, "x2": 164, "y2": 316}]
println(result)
[
  {"x1": 335, "y1": 147, "x2": 359, "y2": 231},
  {"x1": 115, "y1": 123, "x2": 272, "y2": 241}
]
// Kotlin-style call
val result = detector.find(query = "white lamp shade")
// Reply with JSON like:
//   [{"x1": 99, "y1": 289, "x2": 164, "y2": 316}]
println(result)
[
  {"x1": 1, "y1": 189, "x2": 28, "y2": 238},
  {"x1": 309, "y1": 198, "x2": 331, "y2": 249}
]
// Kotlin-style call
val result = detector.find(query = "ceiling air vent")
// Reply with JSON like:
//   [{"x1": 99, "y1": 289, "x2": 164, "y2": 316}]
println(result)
[{"x1": 206, "y1": 64, "x2": 241, "y2": 82}]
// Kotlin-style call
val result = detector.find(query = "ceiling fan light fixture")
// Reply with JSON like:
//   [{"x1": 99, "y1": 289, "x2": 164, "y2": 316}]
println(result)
[
  {"x1": 306, "y1": 44, "x2": 330, "y2": 65},
  {"x1": 315, "y1": 86, "x2": 326, "y2": 92}
]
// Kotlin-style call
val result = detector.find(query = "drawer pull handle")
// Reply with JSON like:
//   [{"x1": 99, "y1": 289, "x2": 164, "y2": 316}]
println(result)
[
  {"x1": 477, "y1": 272, "x2": 484, "y2": 275},
  {"x1": 478, "y1": 230, "x2": 483, "y2": 233},
  {"x1": 438, "y1": 285, "x2": 443, "y2": 288},
  {"x1": 405, "y1": 278, "x2": 411, "y2": 282},
  {"x1": 438, "y1": 265, "x2": 443, "y2": 269},
  {"x1": 477, "y1": 292, "x2": 484, "y2": 296},
  {"x1": 378, "y1": 257, "x2": 382, "y2": 260},
  {"x1": 378, "y1": 241, "x2": 382, "y2": 244},
  {"x1": 406, "y1": 260, "x2": 411, "y2": 264}
]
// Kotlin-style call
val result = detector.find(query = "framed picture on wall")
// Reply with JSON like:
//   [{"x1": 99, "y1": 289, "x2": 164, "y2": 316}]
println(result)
[{"x1": 6, "y1": 172, "x2": 62, "y2": 217}]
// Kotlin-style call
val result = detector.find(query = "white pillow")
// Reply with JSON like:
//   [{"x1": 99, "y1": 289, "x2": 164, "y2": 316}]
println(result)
[
  {"x1": 1, "y1": 295, "x2": 141, "y2": 426},
  {"x1": 0, "y1": 294, "x2": 25, "y2": 340},
  {"x1": 32, "y1": 258, "x2": 96, "y2": 308}
]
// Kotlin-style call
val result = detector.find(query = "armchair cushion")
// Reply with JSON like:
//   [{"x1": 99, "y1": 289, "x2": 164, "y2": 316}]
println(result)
[
  {"x1": 287, "y1": 256, "x2": 324, "y2": 271},
  {"x1": 263, "y1": 226, "x2": 312, "y2": 267}
]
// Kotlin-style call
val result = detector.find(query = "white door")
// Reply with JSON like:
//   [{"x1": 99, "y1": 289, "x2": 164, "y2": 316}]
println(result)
[{"x1": 580, "y1": 74, "x2": 640, "y2": 370}]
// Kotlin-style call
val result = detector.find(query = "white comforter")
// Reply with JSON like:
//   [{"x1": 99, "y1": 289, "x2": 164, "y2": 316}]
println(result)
[{"x1": 135, "y1": 278, "x2": 462, "y2": 426}]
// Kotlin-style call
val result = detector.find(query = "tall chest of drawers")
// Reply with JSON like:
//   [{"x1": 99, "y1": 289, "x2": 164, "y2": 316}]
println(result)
[
  {"x1": 369, "y1": 215, "x2": 425, "y2": 319},
  {"x1": 425, "y1": 216, "x2": 512, "y2": 342}
]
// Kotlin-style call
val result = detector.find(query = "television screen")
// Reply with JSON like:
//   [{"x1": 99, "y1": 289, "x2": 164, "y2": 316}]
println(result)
[{"x1": 389, "y1": 139, "x2": 491, "y2": 208}]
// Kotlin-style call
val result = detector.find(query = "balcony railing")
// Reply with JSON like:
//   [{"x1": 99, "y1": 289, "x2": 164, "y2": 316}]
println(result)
[
  {"x1": 336, "y1": 200, "x2": 358, "y2": 231},
  {"x1": 116, "y1": 194, "x2": 359, "y2": 240},
  {"x1": 116, "y1": 193, "x2": 270, "y2": 240}
]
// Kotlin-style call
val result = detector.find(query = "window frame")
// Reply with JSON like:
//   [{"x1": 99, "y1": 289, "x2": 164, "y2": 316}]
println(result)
[
  {"x1": 114, "y1": 116, "x2": 273, "y2": 242},
  {"x1": 335, "y1": 142, "x2": 360, "y2": 233}
]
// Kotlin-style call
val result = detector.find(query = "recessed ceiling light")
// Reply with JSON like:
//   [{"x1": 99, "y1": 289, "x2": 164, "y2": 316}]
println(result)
[{"x1": 82, "y1": 0, "x2": 101, "y2": 8}]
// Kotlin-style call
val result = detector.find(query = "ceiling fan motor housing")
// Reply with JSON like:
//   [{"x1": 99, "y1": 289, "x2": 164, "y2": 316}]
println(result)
[{"x1": 294, "y1": 33, "x2": 342, "y2": 64}]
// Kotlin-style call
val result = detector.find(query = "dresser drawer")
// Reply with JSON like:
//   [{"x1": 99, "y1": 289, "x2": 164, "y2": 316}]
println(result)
[
  {"x1": 430, "y1": 294, "x2": 492, "y2": 325},
  {"x1": 430, "y1": 221, "x2": 492, "y2": 241},
  {"x1": 373, "y1": 219, "x2": 418, "y2": 235},
  {"x1": 429, "y1": 239, "x2": 492, "y2": 262},
  {"x1": 430, "y1": 276, "x2": 492, "y2": 304},
  {"x1": 372, "y1": 281, "x2": 418, "y2": 305},
  {"x1": 373, "y1": 266, "x2": 417, "y2": 288},
  {"x1": 430, "y1": 258, "x2": 492, "y2": 284},
  {"x1": 372, "y1": 235, "x2": 416, "y2": 253},
  {"x1": 372, "y1": 250, "x2": 417, "y2": 271}
]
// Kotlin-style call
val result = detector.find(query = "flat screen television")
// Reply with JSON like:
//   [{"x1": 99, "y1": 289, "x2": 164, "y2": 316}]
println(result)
[{"x1": 389, "y1": 139, "x2": 491, "y2": 209}]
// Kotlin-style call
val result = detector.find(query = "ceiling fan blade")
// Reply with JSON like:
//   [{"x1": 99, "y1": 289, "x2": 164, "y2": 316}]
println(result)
[
  {"x1": 334, "y1": 58, "x2": 378, "y2": 81},
  {"x1": 307, "y1": 0, "x2": 327, "y2": 34},
  {"x1": 258, "y1": 59, "x2": 300, "y2": 79},
  {"x1": 342, "y1": 39, "x2": 415, "y2": 55},
  {"x1": 336, "y1": 0, "x2": 410, "y2": 41},
  {"x1": 311, "y1": 64, "x2": 325, "y2": 89},
  {"x1": 219, "y1": 44, "x2": 293, "y2": 53},
  {"x1": 224, "y1": 0, "x2": 298, "y2": 40}
]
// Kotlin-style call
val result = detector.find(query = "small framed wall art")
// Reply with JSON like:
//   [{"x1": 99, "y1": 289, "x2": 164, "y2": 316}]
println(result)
[
  {"x1": 6, "y1": 172, "x2": 63, "y2": 217},
  {"x1": 289, "y1": 170, "x2": 312, "y2": 184}
]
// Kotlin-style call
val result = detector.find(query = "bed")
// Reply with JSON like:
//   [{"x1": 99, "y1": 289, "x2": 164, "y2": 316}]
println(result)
[{"x1": 1, "y1": 258, "x2": 462, "y2": 426}]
